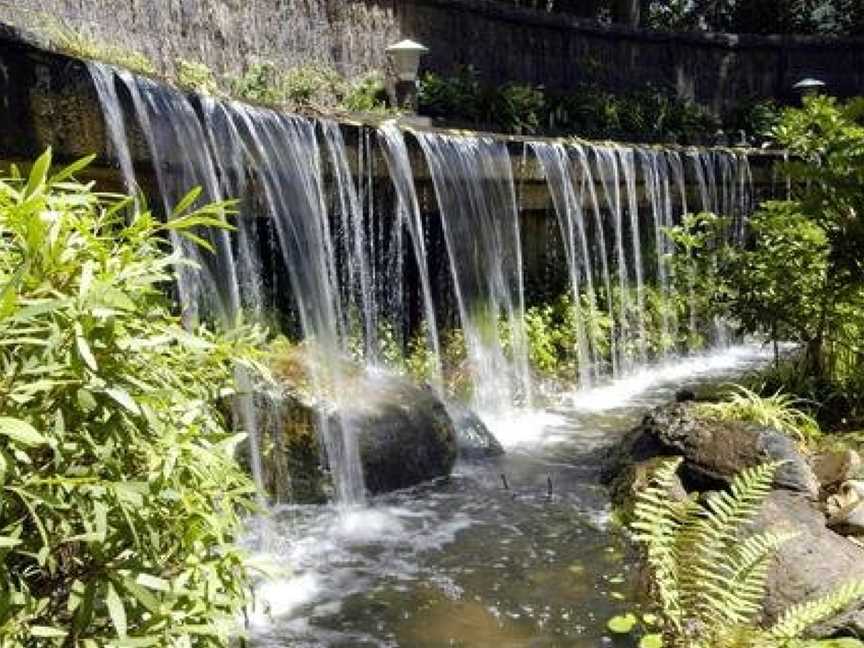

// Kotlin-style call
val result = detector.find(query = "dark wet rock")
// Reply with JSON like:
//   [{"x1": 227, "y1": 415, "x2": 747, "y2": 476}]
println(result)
[
  {"x1": 349, "y1": 375, "x2": 457, "y2": 494},
  {"x1": 258, "y1": 348, "x2": 458, "y2": 502},
  {"x1": 674, "y1": 388, "x2": 696, "y2": 403},
  {"x1": 256, "y1": 393, "x2": 330, "y2": 504},
  {"x1": 752, "y1": 490, "x2": 864, "y2": 637},
  {"x1": 602, "y1": 402, "x2": 819, "y2": 499},
  {"x1": 446, "y1": 402, "x2": 505, "y2": 460}
]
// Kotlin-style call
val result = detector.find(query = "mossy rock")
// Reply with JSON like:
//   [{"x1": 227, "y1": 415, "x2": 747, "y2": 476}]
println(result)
[
  {"x1": 602, "y1": 401, "x2": 819, "y2": 499},
  {"x1": 258, "y1": 345, "x2": 459, "y2": 502}
]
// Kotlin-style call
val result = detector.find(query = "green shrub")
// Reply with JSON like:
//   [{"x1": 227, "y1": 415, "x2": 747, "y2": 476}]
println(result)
[
  {"x1": 491, "y1": 82, "x2": 546, "y2": 134},
  {"x1": 176, "y1": 58, "x2": 221, "y2": 95},
  {"x1": 417, "y1": 66, "x2": 483, "y2": 124},
  {"x1": 0, "y1": 150, "x2": 261, "y2": 645},
  {"x1": 282, "y1": 65, "x2": 348, "y2": 109},
  {"x1": 632, "y1": 458, "x2": 864, "y2": 648},
  {"x1": 342, "y1": 71, "x2": 390, "y2": 114},
  {"x1": 231, "y1": 61, "x2": 285, "y2": 105}
]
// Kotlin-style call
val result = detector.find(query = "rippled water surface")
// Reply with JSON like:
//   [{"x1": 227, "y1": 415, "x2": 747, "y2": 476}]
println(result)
[{"x1": 246, "y1": 345, "x2": 773, "y2": 647}]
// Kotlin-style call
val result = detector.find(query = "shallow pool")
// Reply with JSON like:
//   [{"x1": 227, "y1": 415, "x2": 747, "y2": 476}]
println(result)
[{"x1": 245, "y1": 345, "x2": 773, "y2": 647}]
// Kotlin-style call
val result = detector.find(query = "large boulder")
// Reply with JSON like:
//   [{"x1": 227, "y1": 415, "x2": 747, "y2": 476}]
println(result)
[
  {"x1": 602, "y1": 402, "x2": 819, "y2": 499},
  {"x1": 603, "y1": 400, "x2": 864, "y2": 639},
  {"x1": 257, "y1": 346, "x2": 459, "y2": 502},
  {"x1": 345, "y1": 373, "x2": 458, "y2": 494},
  {"x1": 752, "y1": 490, "x2": 864, "y2": 637}
]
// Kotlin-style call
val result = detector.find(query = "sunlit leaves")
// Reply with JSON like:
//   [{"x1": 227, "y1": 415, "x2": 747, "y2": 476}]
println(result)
[
  {"x1": 0, "y1": 151, "x2": 262, "y2": 645},
  {"x1": 0, "y1": 417, "x2": 47, "y2": 447}
]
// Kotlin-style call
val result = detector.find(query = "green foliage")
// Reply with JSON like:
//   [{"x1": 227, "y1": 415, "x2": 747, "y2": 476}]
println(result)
[
  {"x1": 664, "y1": 211, "x2": 732, "y2": 347},
  {"x1": 418, "y1": 67, "x2": 548, "y2": 135},
  {"x1": 726, "y1": 99, "x2": 783, "y2": 141},
  {"x1": 491, "y1": 83, "x2": 546, "y2": 135},
  {"x1": 523, "y1": 292, "x2": 612, "y2": 379},
  {"x1": 724, "y1": 201, "x2": 830, "y2": 357},
  {"x1": 0, "y1": 150, "x2": 261, "y2": 645},
  {"x1": 281, "y1": 65, "x2": 349, "y2": 110},
  {"x1": 682, "y1": 96, "x2": 864, "y2": 428},
  {"x1": 231, "y1": 61, "x2": 285, "y2": 105},
  {"x1": 46, "y1": 23, "x2": 156, "y2": 77},
  {"x1": 441, "y1": 328, "x2": 471, "y2": 398},
  {"x1": 771, "y1": 581, "x2": 864, "y2": 641},
  {"x1": 698, "y1": 385, "x2": 821, "y2": 443},
  {"x1": 418, "y1": 68, "x2": 722, "y2": 141},
  {"x1": 175, "y1": 59, "x2": 220, "y2": 95},
  {"x1": 500, "y1": 0, "x2": 862, "y2": 36},
  {"x1": 632, "y1": 458, "x2": 864, "y2": 647},
  {"x1": 227, "y1": 62, "x2": 390, "y2": 113},
  {"x1": 342, "y1": 72, "x2": 390, "y2": 114},
  {"x1": 551, "y1": 84, "x2": 720, "y2": 142}
]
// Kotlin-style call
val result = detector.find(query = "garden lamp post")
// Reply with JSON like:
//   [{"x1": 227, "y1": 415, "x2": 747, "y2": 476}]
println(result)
[
  {"x1": 386, "y1": 39, "x2": 428, "y2": 113},
  {"x1": 793, "y1": 78, "x2": 826, "y2": 101}
]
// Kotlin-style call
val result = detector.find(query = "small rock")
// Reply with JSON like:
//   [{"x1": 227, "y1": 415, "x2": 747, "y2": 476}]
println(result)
[
  {"x1": 446, "y1": 402, "x2": 505, "y2": 460},
  {"x1": 828, "y1": 481, "x2": 864, "y2": 535},
  {"x1": 814, "y1": 449, "x2": 862, "y2": 489}
]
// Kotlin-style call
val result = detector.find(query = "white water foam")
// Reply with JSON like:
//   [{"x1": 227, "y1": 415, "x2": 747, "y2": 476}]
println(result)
[
  {"x1": 476, "y1": 343, "x2": 774, "y2": 450},
  {"x1": 246, "y1": 503, "x2": 474, "y2": 632},
  {"x1": 565, "y1": 343, "x2": 773, "y2": 412}
]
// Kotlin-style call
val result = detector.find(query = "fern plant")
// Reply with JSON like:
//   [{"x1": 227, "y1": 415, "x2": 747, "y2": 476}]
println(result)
[{"x1": 632, "y1": 458, "x2": 864, "y2": 647}]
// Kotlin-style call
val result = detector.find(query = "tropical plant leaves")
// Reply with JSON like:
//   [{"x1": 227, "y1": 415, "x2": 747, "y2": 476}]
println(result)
[
  {"x1": 0, "y1": 417, "x2": 46, "y2": 447},
  {"x1": 0, "y1": 151, "x2": 261, "y2": 645}
]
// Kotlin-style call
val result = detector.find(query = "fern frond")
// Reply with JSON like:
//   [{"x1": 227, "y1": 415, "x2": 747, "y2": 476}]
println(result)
[
  {"x1": 678, "y1": 462, "x2": 779, "y2": 628},
  {"x1": 722, "y1": 531, "x2": 796, "y2": 621},
  {"x1": 632, "y1": 457, "x2": 690, "y2": 629},
  {"x1": 770, "y1": 580, "x2": 864, "y2": 640}
]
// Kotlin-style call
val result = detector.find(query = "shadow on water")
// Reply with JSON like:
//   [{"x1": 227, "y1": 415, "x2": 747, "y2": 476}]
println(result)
[{"x1": 247, "y1": 344, "x2": 773, "y2": 647}]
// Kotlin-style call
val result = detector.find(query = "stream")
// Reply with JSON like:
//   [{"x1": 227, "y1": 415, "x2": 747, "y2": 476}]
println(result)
[{"x1": 246, "y1": 344, "x2": 773, "y2": 647}]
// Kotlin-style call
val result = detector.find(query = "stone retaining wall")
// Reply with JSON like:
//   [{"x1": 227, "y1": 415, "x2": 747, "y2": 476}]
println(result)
[{"x1": 2, "y1": 0, "x2": 862, "y2": 113}]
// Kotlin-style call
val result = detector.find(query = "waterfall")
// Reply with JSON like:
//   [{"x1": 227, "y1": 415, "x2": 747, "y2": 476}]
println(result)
[
  {"x1": 530, "y1": 142, "x2": 596, "y2": 387},
  {"x1": 88, "y1": 62, "x2": 138, "y2": 196},
  {"x1": 531, "y1": 141, "x2": 753, "y2": 377},
  {"x1": 322, "y1": 122, "x2": 377, "y2": 360},
  {"x1": 89, "y1": 66, "x2": 271, "y2": 501},
  {"x1": 89, "y1": 66, "x2": 367, "y2": 507},
  {"x1": 219, "y1": 105, "x2": 365, "y2": 506},
  {"x1": 594, "y1": 146, "x2": 635, "y2": 374},
  {"x1": 377, "y1": 122, "x2": 443, "y2": 389},
  {"x1": 639, "y1": 148, "x2": 674, "y2": 355},
  {"x1": 618, "y1": 148, "x2": 647, "y2": 364},
  {"x1": 415, "y1": 132, "x2": 532, "y2": 414},
  {"x1": 88, "y1": 63, "x2": 758, "y2": 502}
]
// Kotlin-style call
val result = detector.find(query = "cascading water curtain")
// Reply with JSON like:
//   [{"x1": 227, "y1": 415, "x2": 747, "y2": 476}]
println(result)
[
  {"x1": 377, "y1": 122, "x2": 443, "y2": 390},
  {"x1": 415, "y1": 131, "x2": 533, "y2": 414},
  {"x1": 531, "y1": 140, "x2": 754, "y2": 381},
  {"x1": 89, "y1": 62, "x2": 755, "y2": 497},
  {"x1": 89, "y1": 65, "x2": 368, "y2": 507}
]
